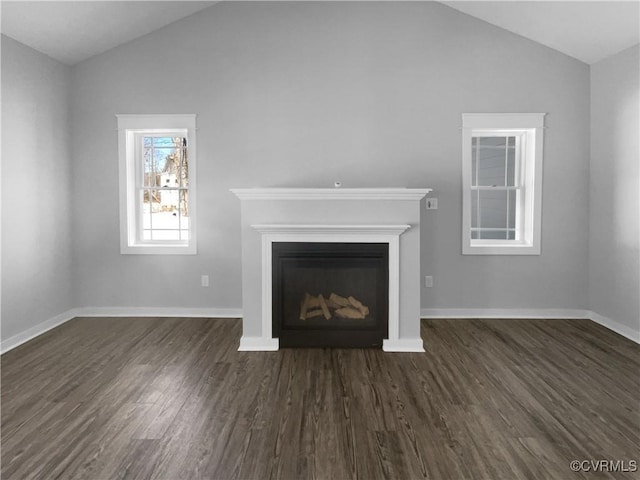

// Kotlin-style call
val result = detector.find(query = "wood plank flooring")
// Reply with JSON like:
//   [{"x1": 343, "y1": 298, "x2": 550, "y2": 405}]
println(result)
[{"x1": 1, "y1": 317, "x2": 638, "y2": 480}]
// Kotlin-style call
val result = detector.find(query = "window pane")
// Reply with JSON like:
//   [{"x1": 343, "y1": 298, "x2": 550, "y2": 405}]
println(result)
[
  {"x1": 153, "y1": 137, "x2": 176, "y2": 147},
  {"x1": 143, "y1": 137, "x2": 187, "y2": 189},
  {"x1": 474, "y1": 137, "x2": 507, "y2": 187},
  {"x1": 142, "y1": 189, "x2": 181, "y2": 229},
  {"x1": 506, "y1": 136, "x2": 516, "y2": 186},
  {"x1": 179, "y1": 140, "x2": 189, "y2": 188},
  {"x1": 478, "y1": 190, "x2": 507, "y2": 229},
  {"x1": 508, "y1": 190, "x2": 516, "y2": 230},
  {"x1": 143, "y1": 147, "x2": 157, "y2": 187},
  {"x1": 158, "y1": 184, "x2": 180, "y2": 211},
  {"x1": 141, "y1": 188, "x2": 189, "y2": 240},
  {"x1": 178, "y1": 190, "x2": 190, "y2": 230},
  {"x1": 470, "y1": 189, "x2": 478, "y2": 228},
  {"x1": 142, "y1": 189, "x2": 159, "y2": 229},
  {"x1": 151, "y1": 209, "x2": 180, "y2": 231},
  {"x1": 152, "y1": 230, "x2": 180, "y2": 241},
  {"x1": 153, "y1": 148, "x2": 175, "y2": 173},
  {"x1": 160, "y1": 174, "x2": 179, "y2": 189},
  {"x1": 471, "y1": 137, "x2": 477, "y2": 186},
  {"x1": 479, "y1": 230, "x2": 509, "y2": 240}
]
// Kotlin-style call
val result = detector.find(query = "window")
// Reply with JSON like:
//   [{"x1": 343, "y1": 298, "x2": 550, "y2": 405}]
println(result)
[
  {"x1": 117, "y1": 114, "x2": 197, "y2": 254},
  {"x1": 462, "y1": 113, "x2": 545, "y2": 255}
]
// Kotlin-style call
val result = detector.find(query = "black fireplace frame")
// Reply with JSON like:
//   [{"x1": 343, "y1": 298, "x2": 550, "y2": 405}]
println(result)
[{"x1": 272, "y1": 242, "x2": 389, "y2": 348}]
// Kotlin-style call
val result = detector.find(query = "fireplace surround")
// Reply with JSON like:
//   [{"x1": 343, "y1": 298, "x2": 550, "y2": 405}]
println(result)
[{"x1": 231, "y1": 188, "x2": 431, "y2": 352}]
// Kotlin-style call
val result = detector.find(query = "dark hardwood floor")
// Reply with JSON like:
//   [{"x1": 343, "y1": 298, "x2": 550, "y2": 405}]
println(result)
[{"x1": 1, "y1": 317, "x2": 638, "y2": 480}]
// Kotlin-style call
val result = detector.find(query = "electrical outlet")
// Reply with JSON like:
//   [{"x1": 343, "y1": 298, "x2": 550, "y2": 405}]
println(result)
[
  {"x1": 201, "y1": 275, "x2": 209, "y2": 287},
  {"x1": 424, "y1": 276, "x2": 433, "y2": 288},
  {"x1": 426, "y1": 198, "x2": 438, "y2": 210}
]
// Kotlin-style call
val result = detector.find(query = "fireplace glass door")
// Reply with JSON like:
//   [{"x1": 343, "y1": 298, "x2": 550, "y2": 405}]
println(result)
[{"x1": 272, "y1": 242, "x2": 388, "y2": 348}]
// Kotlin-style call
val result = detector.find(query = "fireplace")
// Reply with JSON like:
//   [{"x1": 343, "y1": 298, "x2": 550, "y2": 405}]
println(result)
[
  {"x1": 231, "y1": 188, "x2": 431, "y2": 352},
  {"x1": 272, "y1": 242, "x2": 388, "y2": 348}
]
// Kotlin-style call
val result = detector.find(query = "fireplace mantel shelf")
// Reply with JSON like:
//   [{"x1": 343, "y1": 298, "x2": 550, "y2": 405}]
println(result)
[
  {"x1": 231, "y1": 187, "x2": 432, "y2": 201},
  {"x1": 251, "y1": 224, "x2": 411, "y2": 236}
]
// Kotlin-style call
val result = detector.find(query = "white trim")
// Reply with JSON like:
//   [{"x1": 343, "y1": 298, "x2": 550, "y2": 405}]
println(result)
[
  {"x1": 1, "y1": 308, "x2": 78, "y2": 354},
  {"x1": 117, "y1": 114, "x2": 197, "y2": 255},
  {"x1": 119, "y1": 244, "x2": 198, "y2": 255},
  {"x1": 252, "y1": 224, "x2": 411, "y2": 236},
  {"x1": 3, "y1": 308, "x2": 636, "y2": 354},
  {"x1": 116, "y1": 114, "x2": 197, "y2": 130},
  {"x1": 462, "y1": 113, "x2": 546, "y2": 128},
  {"x1": 1, "y1": 307, "x2": 242, "y2": 354},
  {"x1": 590, "y1": 311, "x2": 640, "y2": 344},
  {"x1": 387, "y1": 237, "x2": 401, "y2": 345},
  {"x1": 462, "y1": 113, "x2": 545, "y2": 256},
  {"x1": 383, "y1": 338, "x2": 425, "y2": 352},
  {"x1": 238, "y1": 336, "x2": 280, "y2": 351},
  {"x1": 253, "y1": 224, "x2": 410, "y2": 351},
  {"x1": 76, "y1": 307, "x2": 242, "y2": 318},
  {"x1": 230, "y1": 188, "x2": 431, "y2": 201},
  {"x1": 421, "y1": 308, "x2": 639, "y2": 344},
  {"x1": 421, "y1": 308, "x2": 589, "y2": 319}
]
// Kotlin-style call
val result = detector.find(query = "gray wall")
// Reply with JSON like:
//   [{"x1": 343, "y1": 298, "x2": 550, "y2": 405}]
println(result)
[
  {"x1": 1, "y1": 36, "x2": 74, "y2": 340},
  {"x1": 69, "y1": 2, "x2": 591, "y2": 312},
  {"x1": 589, "y1": 45, "x2": 640, "y2": 336}
]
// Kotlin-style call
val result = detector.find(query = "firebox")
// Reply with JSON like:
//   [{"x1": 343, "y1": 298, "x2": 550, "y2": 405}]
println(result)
[{"x1": 272, "y1": 242, "x2": 389, "y2": 348}]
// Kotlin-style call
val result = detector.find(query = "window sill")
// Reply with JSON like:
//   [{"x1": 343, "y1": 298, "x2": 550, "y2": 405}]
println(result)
[
  {"x1": 463, "y1": 241, "x2": 540, "y2": 256},
  {"x1": 120, "y1": 243, "x2": 197, "y2": 255}
]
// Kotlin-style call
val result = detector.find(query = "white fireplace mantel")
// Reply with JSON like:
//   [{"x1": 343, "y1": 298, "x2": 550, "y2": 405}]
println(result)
[
  {"x1": 231, "y1": 187, "x2": 431, "y2": 201},
  {"x1": 252, "y1": 224, "x2": 412, "y2": 237},
  {"x1": 232, "y1": 187, "x2": 430, "y2": 352}
]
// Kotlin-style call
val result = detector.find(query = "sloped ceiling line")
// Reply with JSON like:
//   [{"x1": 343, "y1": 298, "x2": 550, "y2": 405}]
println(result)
[{"x1": 1, "y1": 1, "x2": 638, "y2": 66}]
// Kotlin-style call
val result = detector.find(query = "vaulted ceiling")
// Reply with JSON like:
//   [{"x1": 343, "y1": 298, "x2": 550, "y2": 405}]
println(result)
[
  {"x1": 1, "y1": 1, "x2": 638, "y2": 66},
  {"x1": 0, "y1": 1, "x2": 217, "y2": 65},
  {"x1": 443, "y1": 1, "x2": 640, "y2": 65}
]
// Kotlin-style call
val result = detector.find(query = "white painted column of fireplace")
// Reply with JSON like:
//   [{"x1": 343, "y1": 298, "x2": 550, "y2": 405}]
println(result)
[
  {"x1": 231, "y1": 188, "x2": 431, "y2": 352},
  {"x1": 250, "y1": 224, "x2": 411, "y2": 352}
]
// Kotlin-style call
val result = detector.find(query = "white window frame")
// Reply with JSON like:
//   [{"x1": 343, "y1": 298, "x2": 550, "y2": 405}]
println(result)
[
  {"x1": 462, "y1": 113, "x2": 545, "y2": 255},
  {"x1": 117, "y1": 114, "x2": 197, "y2": 255}
]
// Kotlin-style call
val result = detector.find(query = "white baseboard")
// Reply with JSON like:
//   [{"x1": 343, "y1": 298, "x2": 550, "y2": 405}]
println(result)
[
  {"x1": 421, "y1": 308, "x2": 639, "y2": 344},
  {"x1": 1, "y1": 308, "x2": 79, "y2": 354},
  {"x1": 421, "y1": 308, "x2": 589, "y2": 319},
  {"x1": 383, "y1": 338, "x2": 425, "y2": 352},
  {"x1": 4, "y1": 307, "x2": 636, "y2": 355},
  {"x1": 1, "y1": 307, "x2": 243, "y2": 354},
  {"x1": 75, "y1": 307, "x2": 243, "y2": 318},
  {"x1": 589, "y1": 311, "x2": 640, "y2": 343},
  {"x1": 238, "y1": 336, "x2": 279, "y2": 351}
]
